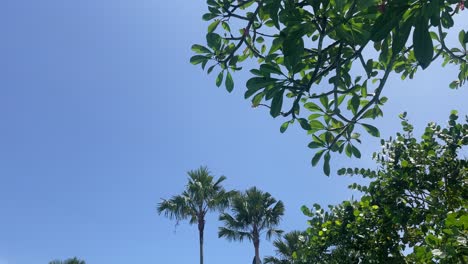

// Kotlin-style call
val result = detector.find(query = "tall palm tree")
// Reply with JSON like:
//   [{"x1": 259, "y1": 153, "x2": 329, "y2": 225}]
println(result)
[
  {"x1": 157, "y1": 166, "x2": 233, "y2": 264},
  {"x1": 264, "y1": 231, "x2": 307, "y2": 264},
  {"x1": 48, "y1": 257, "x2": 86, "y2": 264},
  {"x1": 218, "y1": 186, "x2": 285, "y2": 264}
]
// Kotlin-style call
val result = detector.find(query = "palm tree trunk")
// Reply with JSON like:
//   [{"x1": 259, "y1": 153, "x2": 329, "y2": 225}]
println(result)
[
  {"x1": 254, "y1": 239, "x2": 261, "y2": 264},
  {"x1": 198, "y1": 219, "x2": 205, "y2": 264}
]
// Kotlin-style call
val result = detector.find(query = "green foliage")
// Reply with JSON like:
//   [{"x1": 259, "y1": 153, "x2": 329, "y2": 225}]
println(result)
[
  {"x1": 264, "y1": 231, "x2": 309, "y2": 264},
  {"x1": 270, "y1": 113, "x2": 467, "y2": 263},
  {"x1": 192, "y1": 0, "x2": 468, "y2": 175},
  {"x1": 49, "y1": 257, "x2": 86, "y2": 264},
  {"x1": 219, "y1": 186, "x2": 285, "y2": 264}
]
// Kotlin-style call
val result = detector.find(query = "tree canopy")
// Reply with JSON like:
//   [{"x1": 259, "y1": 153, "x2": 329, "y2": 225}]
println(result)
[
  {"x1": 48, "y1": 257, "x2": 86, "y2": 264},
  {"x1": 192, "y1": 0, "x2": 468, "y2": 174},
  {"x1": 268, "y1": 112, "x2": 467, "y2": 263}
]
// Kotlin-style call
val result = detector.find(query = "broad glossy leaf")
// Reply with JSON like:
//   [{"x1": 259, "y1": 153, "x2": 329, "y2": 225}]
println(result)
[
  {"x1": 323, "y1": 151, "x2": 331, "y2": 176},
  {"x1": 362, "y1": 123, "x2": 380, "y2": 137},
  {"x1": 312, "y1": 150, "x2": 325, "y2": 166},
  {"x1": 270, "y1": 90, "x2": 284, "y2": 117},
  {"x1": 246, "y1": 77, "x2": 277, "y2": 91},
  {"x1": 190, "y1": 55, "x2": 208, "y2": 65},
  {"x1": 298, "y1": 118, "x2": 312, "y2": 130},
  {"x1": 225, "y1": 71, "x2": 234, "y2": 92},
  {"x1": 392, "y1": 17, "x2": 413, "y2": 54},
  {"x1": 304, "y1": 102, "x2": 323, "y2": 112},
  {"x1": 413, "y1": 17, "x2": 433, "y2": 69},
  {"x1": 208, "y1": 20, "x2": 220, "y2": 33},
  {"x1": 191, "y1": 44, "x2": 212, "y2": 54},
  {"x1": 206, "y1": 32, "x2": 222, "y2": 50},
  {"x1": 216, "y1": 71, "x2": 224, "y2": 87}
]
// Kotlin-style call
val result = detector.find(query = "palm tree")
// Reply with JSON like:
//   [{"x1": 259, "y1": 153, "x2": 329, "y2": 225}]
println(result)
[
  {"x1": 264, "y1": 231, "x2": 307, "y2": 264},
  {"x1": 48, "y1": 257, "x2": 86, "y2": 264},
  {"x1": 218, "y1": 186, "x2": 285, "y2": 264},
  {"x1": 157, "y1": 166, "x2": 234, "y2": 264}
]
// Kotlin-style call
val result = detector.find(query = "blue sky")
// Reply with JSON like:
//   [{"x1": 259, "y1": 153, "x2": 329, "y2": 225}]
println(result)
[{"x1": 0, "y1": 1, "x2": 467, "y2": 263}]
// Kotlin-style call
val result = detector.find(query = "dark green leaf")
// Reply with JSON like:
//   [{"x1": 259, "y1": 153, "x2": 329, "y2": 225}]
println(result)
[
  {"x1": 362, "y1": 123, "x2": 380, "y2": 137},
  {"x1": 350, "y1": 95, "x2": 360, "y2": 114},
  {"x1": 246, "y1": 77, "x2": 277, "y2": 91},
  {"x1": 190, "y1": 55, "x2": 208, "y2": 65},
  {"x1": 312, "y1": 150, "x2": 325, "y2": 166},
  {"x1": 351, "y1": 146, "x2": 361, "y2": 158},
  {"x1": 191, "y1": 44, "x2": 212, "y2": 54},
  {"x1": 270, "y1": 90, "x2": 284, "y2": 117},
  {"x1": 308, "y1": 141, "x2": 323, "y2": 149},
  {"x1": 260, "y1": 64, "x2": 283, "y2": 75},
  {"x1": 225, "y1": 71, "x2": 234, "y2": 92},
  {"x1": 323, "y1": 151, "x2": 331, "y2": 176},
  {"x1": 216, "y1": 71, "x2": 224, "y2": 87},
  {"x1": 298, "y1": 118, "x2": 311, "y2": 130},
  {"x1": 413, "y1": 17, "x2": 433, "y2": 69},
  {"x1": 206, "y1": 33, "x2": 222, "y2": 50},
  {"x1": 202, "y1": 13, "x2": 218, "y2": 21},
  {"x1": 392, "y1": 17, "x2": 413, "y2": 54},
  {"x1": 269, "y1": 37, "x2": 283, "y2": 54}
]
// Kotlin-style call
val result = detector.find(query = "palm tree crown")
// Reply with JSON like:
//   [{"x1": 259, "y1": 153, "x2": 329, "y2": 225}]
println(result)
[
  {"x1": 264, "y1": 231, "x2": 307, "y2": 264},
  {"x1": 49, "y1": 257, "x2": 86, "y2": 264},
  {"x1": 157, "y1": 166, "x2": 234, "y2": 264},
  {"x1": 218, "y1": 186, "x2": 285, "y2": 264}
]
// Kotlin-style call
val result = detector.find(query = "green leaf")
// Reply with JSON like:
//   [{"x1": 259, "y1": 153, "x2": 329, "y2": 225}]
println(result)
[
  {"x1": 191, "y1": 44, "x2": 212, "y2": 54},
  {"x1": 370, "y1": 8, "x2": 405, "y2": 42},
  {"x1": 269, "y1": 37, "x2": 283, "y2": 54},
  {"x1": 323, "y1": 151, "x2": 331, "y2": 176},
  {"x1": 270, "y1": 90, "x2": 284, "y2": 117},
  {"x1": 280, "y1": 121, "x2": 289, "y2": 133},
  {"x1": 312, "y1": 150, "x2": 325, "y2": 166},
  {"x1": 413, "y1": 17, "x2": 433, "y2": 69},
  {"x1": 304, "y1": 102, "x2": 323, "y2": 112},
  {"x1": 320, "y1": 96, "x2": 329, "y2": 109},
  {"x1": 221, "y1": 21, "x2": 231, "y2": 32},
  {"x1": 206, "y1": 32, "x2": 222, "y2": 50},
  {"x1": 298, "y1": 118, "x2": 311, "y2": 130},
  {"x1": 283, "y1": 33, "x2": 304, "y2": 70},
  {"x1": 225, "y1": 71, "x2": 234, "y2": 92},
  {"x1": 308, "y1": 141, "x2": 324, "y2": 149},
  {"x1": 202, "y1": 13, "x2": 218, "y2": 21},
  {"x1": 260, "y1": 64, "x2": 282, "y2": 75},
  {"x1": 208, "y1": 20, "x2": 220, "y2": 33},
  {"x1": 216, "y1": 71, "x2": 224, "y2": 87},
  {"x1": 345, "y1": 144, "x2": 352, "y2": 157},
  {"x1": 190, "y1": 55, "x2": 208, "y2": 65},
  {"x1": 350, "y1": 95, "x2": 360, "y2": 114},
  {"x1": 246, "y1": 77, "x2": 277, "y2": 91},
  {"x1": 459, "y1": 30, "x2": 466, "y2": 47},
  {"x1": 362, "y1": 123, "x2": 380, "y2": 137},
  {"x1": 310, "y1": 120, "x2": 325, "y2": 130},
  {"x1": 351, "y1": 146, "x2": 361, "y2": 158},
  {"x1": 251, "y1": 92, "x2": 264, "y2": 106},
  {"x1": 392, "y1": 17, "x2": 413, "y2": 54}
]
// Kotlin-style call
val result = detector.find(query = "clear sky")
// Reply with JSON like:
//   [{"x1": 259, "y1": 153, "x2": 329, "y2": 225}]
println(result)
[{"x1": 0, "y1": 1, "x2": 467, "y2": 264}]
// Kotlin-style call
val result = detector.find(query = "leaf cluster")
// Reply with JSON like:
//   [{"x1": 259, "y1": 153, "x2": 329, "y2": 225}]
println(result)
[
  {"x1": 269, "y1": 113, "x2": 468, "y2": 263},
  {"x1": 192, "y1": 0, "x2": 468, "y2": 175}
]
